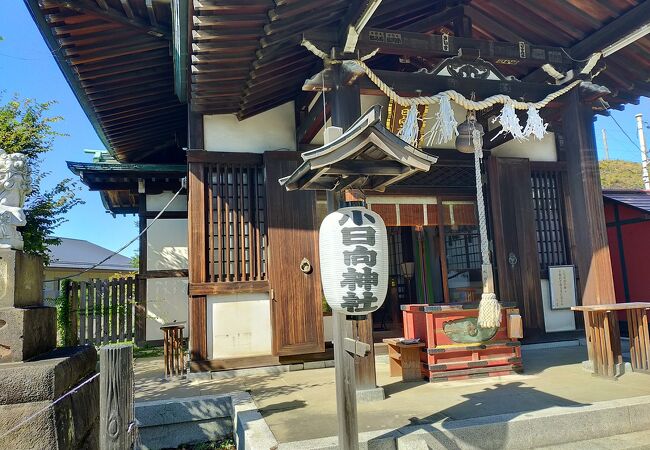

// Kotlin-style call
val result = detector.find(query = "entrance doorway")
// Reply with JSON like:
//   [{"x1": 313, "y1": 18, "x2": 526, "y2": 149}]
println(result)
[{"x1": 369, "y1": 197, "x2": 482, "y2": 337}]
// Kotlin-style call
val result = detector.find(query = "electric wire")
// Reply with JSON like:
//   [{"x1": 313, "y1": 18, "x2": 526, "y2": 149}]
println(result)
[{"x1": 43, "y1": 180, "x2": 186, "y2": 283}]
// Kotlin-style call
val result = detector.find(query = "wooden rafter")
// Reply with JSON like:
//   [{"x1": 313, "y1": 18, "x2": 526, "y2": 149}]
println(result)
[
  {"x1": 47, "y1": 0, "x2": 171, "y2": 39},
  {"x1": 119, "y1": 0, "x2": 135, "y2": 19},
  {"x1": 525, "y1": 0, "x2": 650, "y2": 82}
]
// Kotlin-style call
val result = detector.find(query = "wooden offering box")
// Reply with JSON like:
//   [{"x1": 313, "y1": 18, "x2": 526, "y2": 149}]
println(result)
[{"x1": 402, "y1": 303, "x2": 523, "y2": 382}]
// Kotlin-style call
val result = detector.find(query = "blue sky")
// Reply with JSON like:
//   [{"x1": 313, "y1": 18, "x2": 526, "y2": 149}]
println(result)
[{"x1": 1, "y1": 2, "x2": 649, "y2": 256}]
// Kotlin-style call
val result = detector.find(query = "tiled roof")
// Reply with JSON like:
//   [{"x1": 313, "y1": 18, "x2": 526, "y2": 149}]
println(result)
[
  {"x1": 47, "y1": 237, "x2": 133, "y2": 271},
  {"x1": 603, "y1": 190, "x2": 650, "y2": 214}
]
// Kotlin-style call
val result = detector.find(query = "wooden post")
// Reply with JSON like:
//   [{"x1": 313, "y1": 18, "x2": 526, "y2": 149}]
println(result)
[
  {"x1": 560, "y1": 90, "x2": 615, "y2": 305},
  {"x1": 69, "y1": 282, "x2": 79, "y2": 346},
  {"x1": 100, "y1": 344, "x2": 134, "y2": 450},
  {"x1": 329, "y1": 64, "x2": 382, "y2": 401},
  {"x1": 135, "y1": 181, "x2": 147, "y2": 347},
  {"x1": 187, "y1": 107, "x2": 208, "y2": 362},
  {"x1": 333, "y1": 312, "x2": 359, "y2": 450}
]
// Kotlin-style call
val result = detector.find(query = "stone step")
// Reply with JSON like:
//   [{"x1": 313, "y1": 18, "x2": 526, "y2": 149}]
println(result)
[{"x1": 277, "y1": 395, "x2": 650, "y2": 450}]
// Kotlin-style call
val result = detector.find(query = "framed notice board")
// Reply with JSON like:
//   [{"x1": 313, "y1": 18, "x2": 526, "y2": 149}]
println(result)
[{"x1": 549, "y1": 265, "x2": 577, "y2": 310}]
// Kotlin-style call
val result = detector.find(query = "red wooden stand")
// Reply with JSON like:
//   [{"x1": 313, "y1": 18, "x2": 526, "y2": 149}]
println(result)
[{"x1": 402, "y1": 303, "x2": 523, "y2": 382}]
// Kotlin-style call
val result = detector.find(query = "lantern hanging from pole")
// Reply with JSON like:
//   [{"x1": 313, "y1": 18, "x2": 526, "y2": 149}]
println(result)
[{"x1": 319, "y1": 206, "x2": 389, "y2": 315}]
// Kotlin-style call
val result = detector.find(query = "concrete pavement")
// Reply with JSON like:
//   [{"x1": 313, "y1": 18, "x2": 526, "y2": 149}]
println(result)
[{"x1": 135, "y1": 344, "x2": 650, "y2": 444}]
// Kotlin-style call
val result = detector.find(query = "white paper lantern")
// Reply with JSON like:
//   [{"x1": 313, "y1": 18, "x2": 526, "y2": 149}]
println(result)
[{"x1": 319, "y1": 206, "x2": 389, "y2": 315}]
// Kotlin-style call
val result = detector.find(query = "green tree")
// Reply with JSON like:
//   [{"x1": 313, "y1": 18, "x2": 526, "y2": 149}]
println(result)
[
  {"x1": 599, "y1": 159, "x2": 645, "y2": 190},
  {"x1": 0, "y1": 96, "x2": 84, "y2": 263}
]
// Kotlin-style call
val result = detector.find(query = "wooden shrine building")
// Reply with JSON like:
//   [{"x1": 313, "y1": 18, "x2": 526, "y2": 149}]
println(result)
[{"x1": 26, "y1": 0, "x2": 650, "y2": 371}]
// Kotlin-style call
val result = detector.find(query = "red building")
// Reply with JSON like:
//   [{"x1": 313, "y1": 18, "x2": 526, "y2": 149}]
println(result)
[{"x1": 604, "y1": 190, "x2": 650, "y2": 306}]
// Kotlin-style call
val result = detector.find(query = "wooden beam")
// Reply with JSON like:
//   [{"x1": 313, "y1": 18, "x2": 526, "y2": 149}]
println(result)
[
  {"x1": 572, "y1": 2, "x2": 650, "y2": 58},
  {"x1": 305, "y1": 27, "x2": 573, "y2": 67},
  {"x1": 46, "y1": 0, "x2": 171, "y2": 39},
  {"x1": 189, "y1": 281, "x2": 270, "y2": 296},
  {"x1": 327, "y1": 160, "x2": 409, "y2": 175},
  {"x1": 145, "y1": 0, "x2": 158, "y2": 26},
  {"x1": 297, "y1": 94, "x2": 330, "y2": 144},
  {"x1": 119, "y1": 0, "x2": 134, "y2": 19}
]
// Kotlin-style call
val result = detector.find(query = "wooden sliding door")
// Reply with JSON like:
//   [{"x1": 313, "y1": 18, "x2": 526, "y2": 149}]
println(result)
[
  {"x1": 265, "y1": 151, "x2": 324, "y2": 356},
  {"x1": 488, "y1": 157, "x2": 545, "y2": 333}
]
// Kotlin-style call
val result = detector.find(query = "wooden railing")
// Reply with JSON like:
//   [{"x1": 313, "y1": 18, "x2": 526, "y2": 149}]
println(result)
[{"x1": 68, "y1": 278, "x2": 136, "y2": 346}]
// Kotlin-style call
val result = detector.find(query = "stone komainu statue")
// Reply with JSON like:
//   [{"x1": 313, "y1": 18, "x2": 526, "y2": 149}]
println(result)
[{"x1": 0, "y1": 149, "x2": 31, "y2": 250}]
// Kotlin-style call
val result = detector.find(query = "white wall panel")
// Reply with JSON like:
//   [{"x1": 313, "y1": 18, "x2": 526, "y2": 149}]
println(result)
[
  {"x1": 492, "y1": 132, "x2": 557, "y2": 161},
  {"x1": 146, "y1": 218, "x2": 188, "y2": 270},
  {"x1": 146, "y1": 193, "x2": 187, "y2": 212},
  {"x1": 204, "y1": 101, "x2": 296, "y2": 153},
  {"x1": 207, "y1": 293, "x2": 272, "y2": 359},
  {"x1": 146, "y1": 277, "x2": 188, "y2": 341}
]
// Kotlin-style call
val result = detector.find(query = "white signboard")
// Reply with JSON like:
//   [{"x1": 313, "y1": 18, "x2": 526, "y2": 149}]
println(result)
[
  {"x1": 319, "y1": 206, "x2": 388, "y2": 315},
  {"x1": 549, "y1": 265, "x2": 577, "y2": 310}
]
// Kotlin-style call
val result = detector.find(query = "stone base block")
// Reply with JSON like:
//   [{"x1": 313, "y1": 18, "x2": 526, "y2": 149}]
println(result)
[
  {"x1": 356, "y1": 386, "x2": 386, "y2": 403},
  {"x1": 0, "y1": 345, "x2": 97, "y2": 404},
  {"x1": 0, "y1": 306, "x2": 56, "y2": 363},
  {"x1": 0, "y1": 249, "x2": 44, "y2": 308},
  {"x1": 0, "y1": 346, "x2": 99, "y2": 449}
]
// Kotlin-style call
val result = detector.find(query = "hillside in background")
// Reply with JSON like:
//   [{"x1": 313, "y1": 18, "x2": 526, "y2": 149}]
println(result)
[{"x1": 600, "y1": 159, "x2": 645, "y2": 190}]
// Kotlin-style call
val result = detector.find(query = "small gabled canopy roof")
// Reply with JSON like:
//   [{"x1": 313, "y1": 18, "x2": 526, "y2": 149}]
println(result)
[
  {"x1": 67, "y1": 160, "x2": 186, "y2": 215},
  {"x1": 279, "y1": 105, "x2": 437, "y2": 192},
  {"x1": 603, "y1": 189, "x2": 650, "y2": 215}
]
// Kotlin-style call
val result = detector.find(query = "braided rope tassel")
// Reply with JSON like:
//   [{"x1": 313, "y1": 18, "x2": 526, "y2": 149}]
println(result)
[{"x1": 472, "y1": 129, "x2": 501, "y2": 328}]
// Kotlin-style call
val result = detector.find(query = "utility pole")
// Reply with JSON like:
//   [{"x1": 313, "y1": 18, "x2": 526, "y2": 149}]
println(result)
[
  {"x1": 635, "y1": 114, "x2": 650, "y2": 190},
  {"x1": 601, "y1": 128, "x2": 609, "y2": 160}
]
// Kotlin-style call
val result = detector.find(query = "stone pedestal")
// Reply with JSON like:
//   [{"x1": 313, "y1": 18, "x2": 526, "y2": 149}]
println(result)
[
  {"x1": 0, "y1": 249, "x2": 44, "y2": 308},
  {"x1": 0, "y1": 306, "x2": 56, "y2": 362},
  {"x1": 0, "y1": 249, "x2": 56, "y2": 362},
  {"x1": 0, "y1": 249, "x2": 99, "y2": 449}
]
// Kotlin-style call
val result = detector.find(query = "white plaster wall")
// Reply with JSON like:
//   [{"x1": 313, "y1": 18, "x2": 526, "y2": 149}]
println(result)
[
  {"x1": 146, "y1": 218, "x2": 188, "y2": 271},
  {"x1": 146, "y1": 193, "x2": 187, "y2": 212},
  {"x1": 146, "y1": 277, "x2": 189, "y2": 341},
  {"x1": 540, "y1": 279, "x2": 576, "y2": 332},
  {"x1": 207, "y1": 293, "x2": 272, "y2": 359},
  {"x1": 204, "y1": 101, "x2": 296, "y2": 153},
  {"x1": 491, "y1": 132, "x2": 557, "y2": 161}
]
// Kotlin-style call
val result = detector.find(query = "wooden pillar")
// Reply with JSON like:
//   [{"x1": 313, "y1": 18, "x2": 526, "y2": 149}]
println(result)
[
  {"x1": 135, "y1": 179, "x2": 147, "y2": 346},
  {"x1": 187, "y1": 108, "x2": 208, "y2": 361},
  {"x1": 560, "y1": 90, "x2": 615, "y2": 305},
  {"x1": 329, "y1": 64, "x2": 383, "y2": 398}
]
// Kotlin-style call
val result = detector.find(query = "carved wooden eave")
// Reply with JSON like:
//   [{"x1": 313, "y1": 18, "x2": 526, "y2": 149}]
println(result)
[{"x1": 279, "y1": 105, "x2": 437, "y2": 192}]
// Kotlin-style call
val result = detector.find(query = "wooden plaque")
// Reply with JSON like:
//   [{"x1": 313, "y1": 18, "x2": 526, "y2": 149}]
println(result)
[{"x1": 549, "y1": 265, "x2": 577, "y2": 310}]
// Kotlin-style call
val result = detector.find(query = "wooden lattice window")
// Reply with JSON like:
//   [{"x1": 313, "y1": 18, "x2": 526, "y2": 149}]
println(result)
[
  {"x1": 530, "y1": 168, "x2": 570, "y2": 272},
  {"x1": 206, "y1": 163, "x2": 266, "y2": 282}
]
